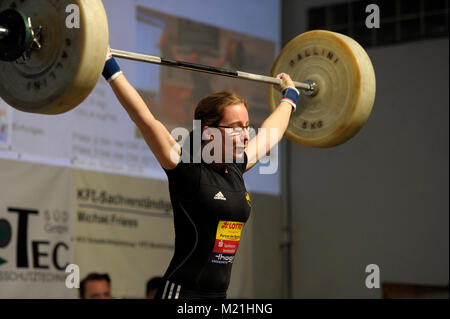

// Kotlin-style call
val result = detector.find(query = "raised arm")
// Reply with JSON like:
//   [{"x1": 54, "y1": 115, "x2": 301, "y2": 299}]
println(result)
[
  {"x1": 104, "y1": 48, "x2": 181, "y2": 170},
  {"x1": 245, "y1": 73, "x2": 298, "y2": 172}
]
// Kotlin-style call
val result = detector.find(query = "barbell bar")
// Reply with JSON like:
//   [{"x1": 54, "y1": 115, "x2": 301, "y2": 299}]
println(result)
[
  {"x1": 0, "y1": 0, "x2": 376, "y2": 148},
  {"x1": 110, "y1": 49, "x2": 317, "y2": 94}
]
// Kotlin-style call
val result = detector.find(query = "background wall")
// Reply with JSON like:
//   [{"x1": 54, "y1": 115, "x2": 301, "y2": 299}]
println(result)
[{"x1": 283, "y1": 0, "x2": 449, "y2": 298}]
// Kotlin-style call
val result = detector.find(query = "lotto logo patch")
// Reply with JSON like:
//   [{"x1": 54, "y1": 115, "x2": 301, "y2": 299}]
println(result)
[
  {"x1": 216, "y1": 221, "x2": 244, "y2": 241},
  {"x1": 210, "y1": 220, "x2": 245, "y2": 264}
]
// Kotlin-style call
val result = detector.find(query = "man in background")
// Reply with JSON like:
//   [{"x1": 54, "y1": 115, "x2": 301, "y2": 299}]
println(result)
[{"x1": 79, "y1": 273, "x2": 113, "y2": 299}]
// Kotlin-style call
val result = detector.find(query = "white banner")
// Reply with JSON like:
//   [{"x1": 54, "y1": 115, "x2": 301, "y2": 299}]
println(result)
[
  {"x1": 73, "y1": 169, "x2": 174, "y2": 298},
  {"x1": 0, "y1": 159, "x2": 74, "y2": 298}
]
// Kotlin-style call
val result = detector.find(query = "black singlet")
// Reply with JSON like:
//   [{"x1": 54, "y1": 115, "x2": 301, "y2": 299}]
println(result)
[{"x1": 155, "y1": 150, "x2": 251, "y2": 299}]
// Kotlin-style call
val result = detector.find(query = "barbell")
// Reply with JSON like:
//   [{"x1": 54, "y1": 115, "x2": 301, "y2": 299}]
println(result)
[{"x1": 0, "y1": 0, "x2": 376, "y2": 148}]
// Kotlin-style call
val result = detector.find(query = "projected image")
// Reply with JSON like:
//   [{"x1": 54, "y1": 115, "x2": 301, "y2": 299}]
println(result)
[
  {"x1": 0, "y1": 3, "x2": 279, "y2": 194},
  {"x1": 135, "y1": 7, "x2": 275, "y2": 131}
]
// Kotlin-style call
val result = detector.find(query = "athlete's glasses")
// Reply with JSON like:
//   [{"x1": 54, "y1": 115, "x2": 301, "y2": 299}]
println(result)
[{"x1": 214, "y1": 125, "x2": 253, "y2": 136}]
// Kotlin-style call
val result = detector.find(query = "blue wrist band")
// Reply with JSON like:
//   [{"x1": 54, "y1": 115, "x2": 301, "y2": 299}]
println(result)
[
  {"x1": 102, "y1": 57, "x2": 122, "y2": 82},
  {"x1": 281, "y1": 87, "x2": 299, "y2": 111},
  {"x1": 282, "y1": 87, "x2": 299, "y2": 104}
]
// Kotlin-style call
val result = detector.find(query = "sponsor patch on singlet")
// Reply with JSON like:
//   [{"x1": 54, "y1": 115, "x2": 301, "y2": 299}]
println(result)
[{"x1": 210, "y1": 220, "x2": 245, "y2": 265}]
